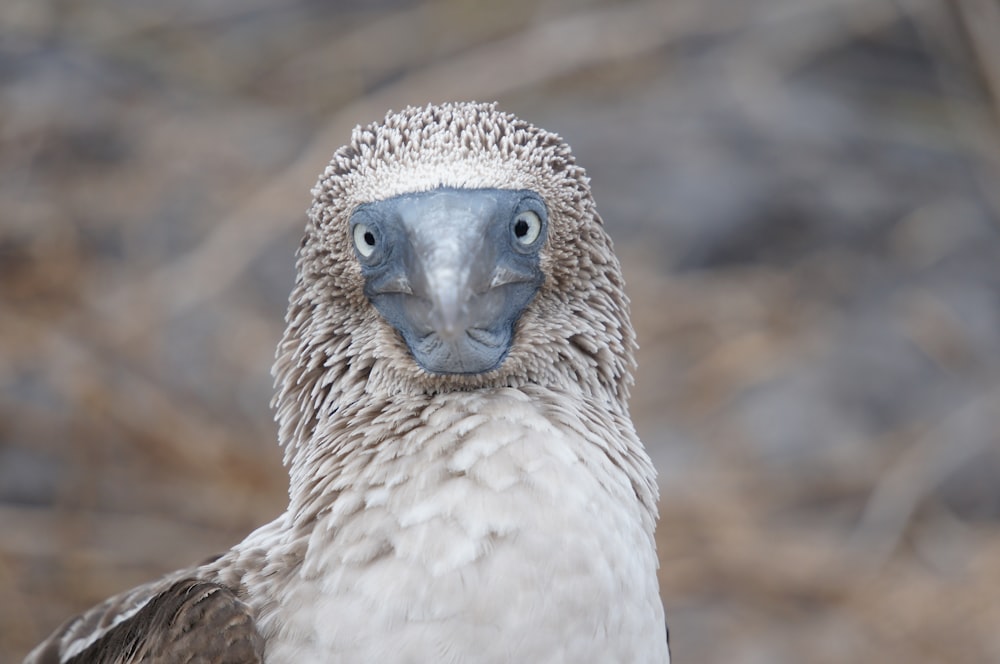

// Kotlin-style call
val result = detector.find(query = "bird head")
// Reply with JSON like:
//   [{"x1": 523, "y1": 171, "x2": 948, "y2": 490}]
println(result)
[
  {"x1": 348, "y1": 186, "x2": 548, "y2": 375},
  {"x1": 274, "y1": 102, "x2": 637, "y2": 456}
]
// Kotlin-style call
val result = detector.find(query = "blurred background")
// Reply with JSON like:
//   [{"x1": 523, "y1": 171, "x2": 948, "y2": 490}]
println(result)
[{"x1": 2, "y1": 0, "x2": 1000, "y2": 661}]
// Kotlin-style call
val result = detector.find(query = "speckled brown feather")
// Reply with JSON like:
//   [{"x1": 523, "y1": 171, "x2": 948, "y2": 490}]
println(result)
[{"x1": 61, "y1": 579, "x2": 263, "y2": 664}]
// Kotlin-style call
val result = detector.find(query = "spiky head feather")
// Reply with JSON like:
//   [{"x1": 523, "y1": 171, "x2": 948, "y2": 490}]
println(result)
[{"x1": 274, "y1": 102, "x2": 637, "y2": 471}]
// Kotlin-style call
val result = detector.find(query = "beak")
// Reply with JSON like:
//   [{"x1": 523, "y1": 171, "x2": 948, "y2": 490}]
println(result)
[
  {"x1": 398, "y1": 191, "x2": 502, "y2": 342},
  {"x1": 355, "y1": 187, "x2": 546, "y2": 375}
]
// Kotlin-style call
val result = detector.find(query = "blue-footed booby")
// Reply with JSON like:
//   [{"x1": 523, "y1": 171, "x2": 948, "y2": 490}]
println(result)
[{"x1": 27, "y1": 102, "x2": 670, "y2": 663}]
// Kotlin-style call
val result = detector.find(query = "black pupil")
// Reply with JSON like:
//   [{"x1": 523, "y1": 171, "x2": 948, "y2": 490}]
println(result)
[
  {"x1": 514, "y1": 218, "x2": 530, "y2": 238},
  {"x1": 363, "y1": 231, "x2": 375, "y2": 246}
]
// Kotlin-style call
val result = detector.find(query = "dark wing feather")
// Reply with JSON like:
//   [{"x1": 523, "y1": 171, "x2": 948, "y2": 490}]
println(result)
[{"x1": 31, "y1": 579, "x2": 263, "y2": 664}]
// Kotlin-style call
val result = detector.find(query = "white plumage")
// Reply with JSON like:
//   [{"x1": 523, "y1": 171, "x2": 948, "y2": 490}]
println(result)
[{"x1": 26, "y1": 102, "x2": 669, "y2": 664}]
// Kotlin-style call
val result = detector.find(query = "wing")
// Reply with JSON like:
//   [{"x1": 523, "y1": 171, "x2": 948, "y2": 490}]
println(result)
[{"x1": 26, "y1": 577, "x2": 264, "y2": 664}]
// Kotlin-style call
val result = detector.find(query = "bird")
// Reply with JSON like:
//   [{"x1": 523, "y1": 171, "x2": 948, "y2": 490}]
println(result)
[{"x1": 26, "y1": 101, "x2": 670, "y2": 663}]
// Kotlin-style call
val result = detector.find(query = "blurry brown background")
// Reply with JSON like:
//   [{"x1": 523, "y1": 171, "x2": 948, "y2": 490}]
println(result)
[{"x1": 3, "y1": 0, "x2": 1000, "y2": 662}]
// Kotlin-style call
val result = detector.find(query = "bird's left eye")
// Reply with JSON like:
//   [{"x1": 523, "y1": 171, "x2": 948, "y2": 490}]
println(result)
[
  {"x1": 353, "y1": 223, "x2": 378, "y2": 258},
  {"x1": 512, "y1": 210, "x2": 542, "y2": 246}
]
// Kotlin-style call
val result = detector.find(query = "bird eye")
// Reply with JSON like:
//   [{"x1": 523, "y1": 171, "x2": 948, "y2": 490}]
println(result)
[
  {"x1": 512, "y1": 210, "x2": 542, "y2": 246},
  {"x1": 353, "y1": 223, "x2": 378, "y2": 258}
]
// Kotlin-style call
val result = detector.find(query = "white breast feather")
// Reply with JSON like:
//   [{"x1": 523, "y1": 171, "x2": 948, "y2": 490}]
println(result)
[{"x1": 238, "y1": 388, "x2": 667, "y2": 663}]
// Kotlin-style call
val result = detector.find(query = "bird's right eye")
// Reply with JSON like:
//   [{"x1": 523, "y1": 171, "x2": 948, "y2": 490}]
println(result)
[
  {"x1": 353, "y1": 223, "x2": 378, "y2": 258},
  {"x1": 512, "y1": 210, "x2": 543, "y2": 246}
]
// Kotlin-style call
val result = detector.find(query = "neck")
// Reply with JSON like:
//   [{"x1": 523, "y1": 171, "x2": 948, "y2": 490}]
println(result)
[{"x1": 280, "y1": 382, "x2": 657, "y2": 537}]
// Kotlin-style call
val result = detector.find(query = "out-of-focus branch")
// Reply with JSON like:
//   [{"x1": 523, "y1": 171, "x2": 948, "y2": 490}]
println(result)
[
  {"x1": 902, "y1": 0, "x2": 1000, "y2": 228},
  {"x1": 954, "y1": 0, "x2": 1000, "y2": 129},
  {"x1": 849, "y1": 385, "x2": 1000, "y2": 566}
]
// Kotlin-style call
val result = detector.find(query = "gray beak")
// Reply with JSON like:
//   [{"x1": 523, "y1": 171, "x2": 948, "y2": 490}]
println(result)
[{"x1": 350, "y1": 188, "x2": 547, "y2": 375}]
